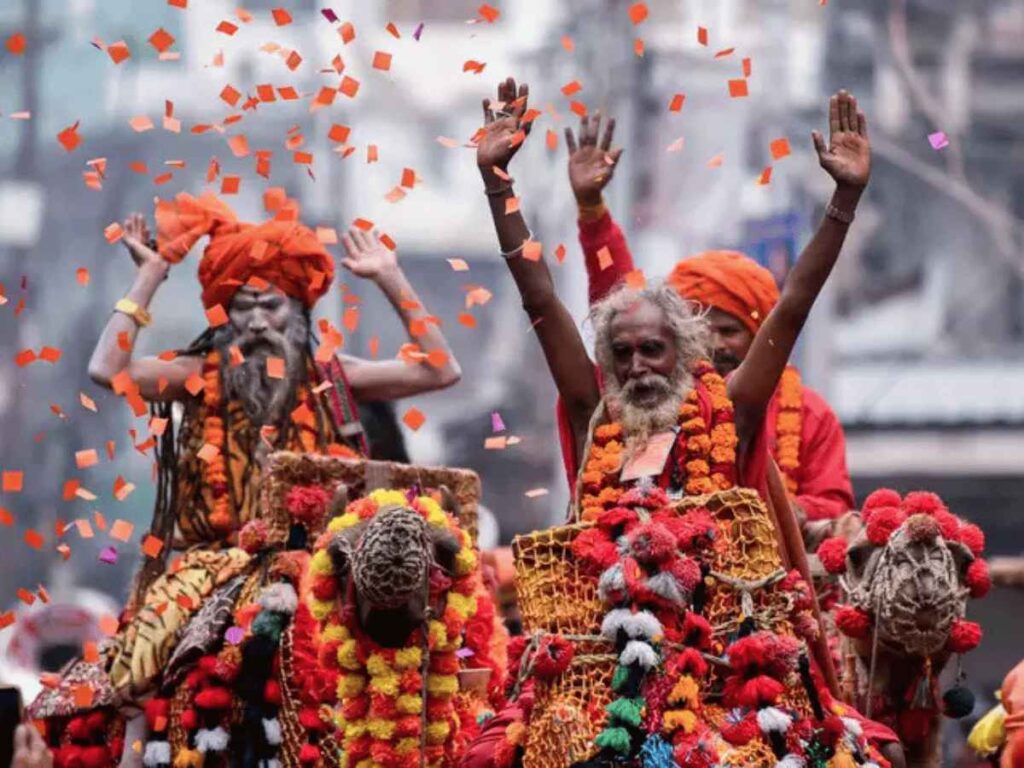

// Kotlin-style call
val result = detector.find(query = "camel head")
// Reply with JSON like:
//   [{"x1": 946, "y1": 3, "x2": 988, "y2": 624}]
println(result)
[{"x1": 820, "y1": 490, "x2": 988, "y2": 660}]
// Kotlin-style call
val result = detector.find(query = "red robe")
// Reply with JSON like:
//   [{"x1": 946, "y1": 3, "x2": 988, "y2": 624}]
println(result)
[{"x1": 576, "y1": 209, "x2": 854, "y2": 520}]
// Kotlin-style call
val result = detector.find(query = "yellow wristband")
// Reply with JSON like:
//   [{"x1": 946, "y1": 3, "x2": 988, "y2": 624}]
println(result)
[
  {"x1": 577, "y1": 199, "x2": 607, "y2": 222},
  {"x1": 114, "y1": 298, "x2": 152, "y2": 327}
]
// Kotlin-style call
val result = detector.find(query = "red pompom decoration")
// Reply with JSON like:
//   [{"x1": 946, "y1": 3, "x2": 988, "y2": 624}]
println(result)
[
  {"x1": 966, "y1": 559, "x2": 991, "y2": 599},
  {"x1": 721, "y1": 713, "x2": 759, "y2": 745},
  {"x1": 197, "y1": 655, "x2": 219, "y2": 676},
  {"x1": 570, "y1": 527, "x2": 619, "y2": 572},
  {"x1": 818, "y1": 715, "x2": 846, "y2": 748},
  {"x1": 932, "y1": 510, "x2": 961, "y2": 541},
  {"x1": 285, "y1": 485, "x2": 332, "y2": 526},
  {"x1": 66, "y1": 717, "x2": 92, "y2": 742},
  {"x1": 144, "y1": 698, "x2": 170, "y2": 730},
  {"x1": 79, "y1": 746, "x2": 110, "y2": 768},
  {"x1": 722, "y1": 674, "x2": 784, "y2": 709},
  {"x1": 866, "y1": 506, "x2": 906, "y2": 545},
  {"x1": 835, "y1": 605, "x2": 873, "y2": 639},
  {"x1": 298, "y1": 706, "x2": 323, "y2": 731},
  {"x1": 618, "y1": 485, "x2": 670, "y2": 510},
  {"x1": 681, "y1": 612, "x2": 712, "y2": 650},
  {"x1": 298, "y1": 743, "x2": 322, "y2": 765},
  {"x1": 863, "y1": 488, "x2": 903, "y2": 512},
  {"x1": 532, "y1": 635, "x2": 575, "y2": 679},
  {"x1": 238, "y1": 518, "x2": 270, "y2": 554},
  {"x1": 596, "y1": 506, "x2": 640, "y2": 533},
  {"x1": 901, "y1": 491, "x2": 946, "y2": 517},
  {"x1": 947, "y1": 618, "x2": 982, "y2": 654},
  {"x1": 668, "y1": 556, "x2": 703, "y2": 593},
  {"x1": 817, "y1": 537, "x2": 848, "y2": 574},
  {"x1": 668, "y1": 647, "x2": 708, "y2": 679},
  {"x1": 194, "y1": 686, "x2": 233, "y2": 710},
  {"x1": 958, "y1": 523, "x2": 986, "y2": 557},
  {"x1": 84, "y1": 711, "x2": 108, "y2": 734},
  {"x1": 628, "y1": 521, "x2": 677, "y2": 564},
  {"x1": 264, "y1": 679, "x2": 282, "y2": 705},
  {"x1": 179, "y1": 708, "x2": 199, "y2": 731},
  {"x1": 56, "y1": 745, "x2": 84, "y2": 768}
]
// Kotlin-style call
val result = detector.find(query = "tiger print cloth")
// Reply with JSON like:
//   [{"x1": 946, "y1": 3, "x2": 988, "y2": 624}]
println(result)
[{"x1": 106, "y1": 548, "x2": 250, "y2": 701}]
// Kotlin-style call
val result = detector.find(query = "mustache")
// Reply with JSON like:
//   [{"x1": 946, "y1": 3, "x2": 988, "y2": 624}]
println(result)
[
  {"x1": 712, "y1": 350, "x2": 741, "y2": 374},
  {"x1": 621, "y1": 373, "x2": 673, "y2": 402}
]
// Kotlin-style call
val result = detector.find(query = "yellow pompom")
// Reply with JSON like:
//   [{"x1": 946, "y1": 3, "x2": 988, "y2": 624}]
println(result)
[
  {"x1": 426, "y1": 674, "x2": 459, "y2": 697},
  {"x1": 395, "y1": 738, "x2": 419, "y2": 755},
  {"x1": 827, "y1": 751, "x2": 858, "y2": 768},
  {"x1": 310, "y1": 599, "x2": 334, "y2": 622},
  {"x1": 428, "y1": 620, "x2": 448, "y2": 647},
  {"x1": 173, "y1": 747, "x2": 203, "y2": 768},
  {"x1": 425, "y1": 720, "x2": 452, "y2": 745},
  {"x1": 396, "y1": 694, "x2": 423, "y2": 715},
  {"x1": 337, "y1": 639, "x2": 361, "y2": 671},
  {"x1": 310, "y1": 549, "x2": 334, "y2": 576},
  {"x1": 367, "y1": 653, "x2": 393, "y2": 677},
  {"x1": 454, "y1": 548, "x2": 477, "y2": 576},
  {"x1": 328, "y1": 512, "x2": 361, "y2": 532},
  {"x1": 338, "y1": 674, "x2": 366, "y2": 698},
  {"x1": 321, "y1": 624, "x2": 349, "y2": 643},
  {"x1": 369, "y1": 489, "x2": 408, "y2": 508},
  {"x1": 446, "y1": 591, "x2": 477, "y2": 619},
  {"x1": 667, "y1": 675, "x2": 699, "y2": 709},
  {"x1": 662, "y1": 709, "x2": 697, "y2": 734},
  {"x1": 366, "y1": 718, "x2": 397, "y2": 739},
  {"x1": 354, "y1": 759, "x2": 375, "y2": 768},
  {"x1": 368, "y1": 672, "x2": 400, "y2": 697},
  {"x1": 345, "y1": 721, "x2": 368, "y2": 740},
  {"x1": 394, "y1": 647, "x2": 422, "y2": 670}
]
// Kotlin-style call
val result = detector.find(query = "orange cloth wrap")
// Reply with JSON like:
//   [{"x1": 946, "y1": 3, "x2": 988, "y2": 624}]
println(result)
[
  {"x1": 667, "y1": 250, "x2": 779, "y2": 335},
  {"x1": 155, "y1": 191, "x2": 334, "y2": 311}
]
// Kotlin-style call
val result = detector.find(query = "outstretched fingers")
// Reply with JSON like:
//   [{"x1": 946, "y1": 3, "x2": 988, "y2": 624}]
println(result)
[
  {"x1": 590, "y1": 111, "x2": 603, "y2": 146},
  {"x1": 828, "y1": 93, "x2": 841, "y2": 139},
  {"x1": 564, "y1": 126, "x2": 578, "y2": 154},
  {"x1": 811, "y1": 129, "x2": 827, "y2": 159},
  {"x1": 857, "y1": 111, "x2": 869, "y2": 139},
  {"x1": 600, "y1": 117, "x2": 617, "y2": 151},
  {"x1": 482, "y1": 98, "x2": 495, "y2": 124}
]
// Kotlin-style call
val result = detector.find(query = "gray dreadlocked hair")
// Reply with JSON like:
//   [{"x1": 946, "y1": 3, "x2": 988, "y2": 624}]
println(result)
[{"x1": 590, "y1": 280, "x2": 712, "y2": 387}]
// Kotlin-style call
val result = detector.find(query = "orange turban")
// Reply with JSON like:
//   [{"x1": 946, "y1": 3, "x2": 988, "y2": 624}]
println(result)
[
  {"x1": 155, "y1": 192, "x2": 334, "y2": 312},
  {"x1": 667, "y1": 250, "x2": 779, "y2": 335}
]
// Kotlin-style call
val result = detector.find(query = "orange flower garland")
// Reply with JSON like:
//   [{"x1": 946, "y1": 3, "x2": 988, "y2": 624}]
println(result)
[
  {"x1": 202, "y1": 351, "x2": 233, "y2": 534},
  {"x1": 773, "y1": 367, "x2": 802, "y2": 495},
  {"x1": 579, "y1": 360, "x2": 737, "y2": 521}
]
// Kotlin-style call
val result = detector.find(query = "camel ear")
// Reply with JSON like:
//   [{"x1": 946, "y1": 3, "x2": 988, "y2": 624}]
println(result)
[
  {"x1": 430, "y1": 528, "x2": 461, "y2": 574},
  {"x1": 328, "y1": 483, "x2": 350, "y2": 518},
  {"x1": 846, "y1": 533, "x2": 876, "y2": 582},
  {"x1": 948, "y1": 540, "x2": 974, "y2": 577},
  {"x1": 438, "y1": 485, "x2": 462, "y2": 520},
  {"x1": 327, "y1": 529, "x2": 358, "y2": 592}
]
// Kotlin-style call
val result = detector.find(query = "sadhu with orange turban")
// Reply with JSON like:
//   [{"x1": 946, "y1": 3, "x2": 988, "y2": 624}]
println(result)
[{"x1": 155, "y1": 190, "x2": 334, "y2": 312}]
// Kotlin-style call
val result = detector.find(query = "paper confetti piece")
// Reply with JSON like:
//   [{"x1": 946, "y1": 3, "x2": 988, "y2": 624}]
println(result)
[
  {"x1": 0, "y1": 612, "x2": 15, "y2": 629},
  {"x1": 272, "y1": 7, "x2": 292, "y2": 25},
  {"x1": 206, "y1": 304, "x2": 229, "y2": 327},
  {"x1": 769, "y1": 137, "x2": 791, "y2": 160},
  {"x1": 99, "y1": 546, "x2": 118, "y2": 564},
  {"x1": 75, "y1": 449, "x2": 99, "y2": 469},
  {"x1": 478, "y1": 3, "x2": 500, "y2": 22},
  {"x1": 339, "y1": 21, "x2": 355, "y2": 43},
  {"x1": 141, "y1": 535, "x2": 164, "y2": 557},
  {"x1": 561, "y1": 80, "x2": 582, "y2": 97},
  {"x1": 227, "y1": 134, "x2": 249, "y2": 157},
  {"x1": 628, "y1": 2, "x2": 648, "y2": 24},
  {"x1": 73, "y1": 685, "x2": 94, "y2": 708},
  {"x1": 666, "y1": 136, "x2": 685, "y2": 152},
  {"x1": 757, "y1": 165, "x2": 773, "y2": 186},
  {"x1": 714, "y1": 47, "x2": 735, "y2": 59},
  {"x1": 569, "y1": 101, "x2": 587, "y2": 117},
  {"x1": 707, "y1": 153, "x2": 725, "y2": 168},
  {"x1": 413, "y1": 23, "x2": 424, "y2": 40},
  {"x1": 928, "y1": 131, "x2": 949, "y2": 150},
  {"x1": 669, "y1": 93, "x2": 685, "y2": 112},
  {"x1": 148, "y1": 28, "x2": 175, "y2": 53},
  {"x1": 697, "y1": 26, "x2": 708, "y2": 46},
  {"x1": 107, "y1": 41, "x2": 131, "y2": 64},
  {"x1": 24, "y1": 529, "x2": 44, "y2": 549},
  {"x1": 491, "y1": 412, "x2": 506, "y2": 432},
  {"x1": 266, "y1": 357, "x2": 285, "y2": 380},
  {"x1": 728, "y1": 79, "x2": 748, "y2": 98},
  {"x1": 129, "y1": 115, "x2": 154, "y2": 132},
  {"x1": 6, "y1": 33, "x2": 27, "y2": 55},
  {"x1": 3, "y1": 470, "x2": 24, "y2": 492},
  {"x1": 554, "y1": 243, "x2": 567, "y2": 263},
  {"x1": 634, "y1": 37, "x2": 645, "y2": 57},
  {"x1": 402, "y1": 407, "x2": 426, "y2": 431},
  {"x1": 742, "y1": 57, "x2": 752, "y2": 77},
  {"x1": 561, "y1": 35, "x2": 574, "y2": 52},
  {"x1": 76, "y1": 267, "x2": 92, "y2": 286},
  {"x1": 463, "y1": 60, "x2": 486, "y2": 74},
  {"x1": 597, "y1": 246, "x2": 613, "y2": 271},
  {"x1": 339, "y1": 76, "x2": 360, "y2": 97},
  {"x1": 484, "y1": 436, "x2": 507, "y2": 450},
  {"x1": 216, "y1": 20, "x2": 238, "y2": 35},
  {"x1": 110, "y1": 519, "x2": 134, "y2": 542},
  {"x1": 225, "y1": 626, "x2": 245, "y2": 645},
  {"x1": 373, "y1": 51, "x2": 392, "y2": 71},
  {"x1": 57, "y1": 122, "x2": 82, "y2": 152}
]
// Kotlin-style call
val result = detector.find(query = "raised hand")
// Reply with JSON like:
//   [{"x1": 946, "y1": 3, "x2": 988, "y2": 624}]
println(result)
[
  {"x1": 812, "y1": 90, "x2": 871, "y2": 189},
  {"x1": 476, "y1": 76, "x2": 531, "y2": 175},
  {"x1": 565, "y1": 111, "x2": 623, "y2": 205},
  {"x1": 121, "y1": 212, "x2": 165, "y2": 271},
  {"x1": 341, "y1": 227, "x2": 399, "y2": 281}
]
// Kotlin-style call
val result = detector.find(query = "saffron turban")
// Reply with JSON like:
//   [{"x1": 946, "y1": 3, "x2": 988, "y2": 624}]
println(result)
[
  {"x1": 667, "y1": 250, "x2": 779, "y2": 336},
  {"x1": 155, "y1": 192, "x2": 333, "y2": 312}
]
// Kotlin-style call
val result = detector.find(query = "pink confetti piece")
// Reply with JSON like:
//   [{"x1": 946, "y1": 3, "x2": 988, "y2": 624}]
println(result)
[
  {"x1": 928, "y1": 131, "x2": 949, "y2": 150},
  {"x1": 456, "y1": 647, "x2": 475, "y2": 658},
  {"x1": 321, "y1": 8, "x2": 338, "y2": 22},
  {"x1": 524, "y1": 488, "x2": 549, "y2": 498},
  {"x1": 413, "y1": 22, "x2": 425, "y2": 40},
  {"x1": 491, "y1": 412, "x2": 506, "y2": 433},
  {"x1": 225, "y1": 626, "x2": 245, "y2": 644},
  {"x1": 98, "y1": 546, "x2": 118, "y2": 564}
]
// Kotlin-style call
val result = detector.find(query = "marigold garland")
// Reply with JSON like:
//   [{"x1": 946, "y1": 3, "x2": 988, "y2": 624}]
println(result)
[
  {"x1": 579, "y1": 360, "x2": 737, "y2": 521},
  {"x1": 773, "y1": 366, "x2": 803, "y2": 495},
  {"x1": 309, "y1": 488, "x2": 486, "y2": 768}
]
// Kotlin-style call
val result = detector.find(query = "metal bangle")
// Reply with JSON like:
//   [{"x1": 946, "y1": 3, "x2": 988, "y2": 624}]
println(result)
[
  {"x1": 500, "y1": 229, "x2": 533, "y2": 259},
  {"x1": 825, "y1": 203, "x2": 854, "y2": 224}
]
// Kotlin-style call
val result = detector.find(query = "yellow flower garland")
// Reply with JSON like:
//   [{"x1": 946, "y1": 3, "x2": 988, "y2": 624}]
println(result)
[{"x1": 774, "y1": 366, "x2": 803, "y2": 495}]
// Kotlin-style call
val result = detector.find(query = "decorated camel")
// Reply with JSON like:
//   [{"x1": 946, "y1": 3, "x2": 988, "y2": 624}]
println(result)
[
  {"x1": 815, "y1": 489, "x2": 990, "y2": 768},
  {"x1": 28, "y1": 453, "x2": 506, "y2": 768}
]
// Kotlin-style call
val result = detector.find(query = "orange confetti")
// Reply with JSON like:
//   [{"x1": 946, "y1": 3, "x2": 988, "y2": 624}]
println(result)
[
  {"x1": 0, "y1": 612, "x2": 15, "y2": 630},
  {"x1": 98, "y1": 614, "x2": 119, "y2": 636},
  {"x1": 266, "y1": 357, "x2": 285, "y2": 379},
  {"x1": 206, "y1": 304, "x2": 229, "y2": 327},
  {"x1": 697, "y1": 26, "x2": 708, "y2": 46},
  {"x1": 769, "y1": 137, "x2": 791, "y2": 160},
  {"x1": 458, "y1": 313, "x2": 477, "y2": 329},
  {"x1": 271, "y1": 7, "x2": 292, "y2": 25},
  {"x1": 168, "y1": 0, "x2": 187, "y2": 7},
  {"x1": 367, "y1": 144, "x2": 379, "y2": 163},
  {"x1": 339, "y1": 21, "x2": 355, "y2": 44},
  {"x1": 561, "y1": 80, "x2": 582, "y2": 97},
  {"x1": 625, "y1": 269, "x2": 647, "y2": 289},
  {"x1": 728, "y1": 78, "x2": 748, "y2": 98},
  {"x1": 220, "y1": 84, "x2": 241, "y2": 107},
  {"x1": 634, "y1": 38, "x2": 645, "y2": 57},
  {"x1": 6, "y1": 33, "x2": 27, "y2": 55},
  {"x1": 77, "y1": 268, "x2": 91, "y2": 286},
  {"x1": 597, "y1": 246, "x2": 613, "y2": 271},
  {"x1": 372, "y1": 51, "x2": 392, "y2": 71},
  {"x1": 478, "y1": 3, "x2": 500, "y2": 22},
  {"x1": 83, "y1": 641, "x2": 99, "y2": 663},
  {"x1": 216, "y1": 20, "x2": 238, "y2": 35},
  {"x1": 107, "y1": 41, "x2": 131, "y2": 64},
  {"x1": 57, "y1": 122, "x2": 82, "y2": 152},
  {"x1": 141, "y1": 535, "x2": 164, "y2": 558},
  {"x1": 561, "y1": 35, "x2": 574, "y2": 52},
  {"x1": 447, "y1": 258, "x2": 469, "y2": 272},
  {"x1": 75, "y1": 449, "x2": 99, "y2": 469},
  {"x1": 628, "y1": 2, "x2": 648, "y2": 24},
  {"x1": 569, "y1": 101, "x2": 587, "y2": 117},
  {"x1": 756, "y1": 165, "x2": 773, "y2": 186},
  {"x1": 73, "y1": 685, "x2": 94, "y2": 708},
  {"x1": 227, "y1": 133, "x2": 249, "y2": 157},
  {"x1": 463, "y1": 60, "x2": 486, "y2": 74},
  {"x1": 666, "y1": 136, "x2": 685, "y2": 152},
  {"x1": 554, "y1": 243, "x2": 567, "y2": 263},
  {"x1": 104, "y1": 222, "x2": 124, "y2": 243},
  {"x1": 3, "y1": 471, "x2": 24, "y2": 492},
  {"x1": 402, "y1": 407, "x2": 426, "y2": 431},
  {"x1": 110, "y1": 519, "x2": 134, "y2": 542},
  {"x1": 400, "y1": 167, "x2": 416, "y2": 188},
  {"x1": 742, "y1": 57, "x2": 752, "y2": 77},
  {"x1": 385, "y1": 21, "x2": 401, "y2": 38},
  {"x1": 339, "y1": 76, "x2": 360, "y2": 97},
  {"x1": 504, "y1": 196, "x2": 520, "y2": 215},
  {"x1": 285, "y1": 50, "x2": 302, "y2": 71},
  {"x1": 714, "y1": 47, "x2": 735, "y2": 59},
  {"x1": 129, "y1": 115, "x2": 154, "y2": 132},
  {"x1": 0, "y1": 507, "x2": 13, "y2": 526},
  {"x1": 379, "y1": 233, "x2": 396, "y2": 251},
  {"x1": 79, "y1": 392, "x2": 97, "y2": 412},
  {"x1": 707, "y1": 153, "x2": 725, "y2": 168},
  {"x1": 668, "y1": 93, "x2": 685, "y2": 112},
  {"x1": 316, "y1": 227, "x2": 338, "y2": 244},
  {"x1": 328, "y1": 123, "x2": 351, "y2": 143},
  {"x1": 148, "y1": 28, "x2": 175, "y2": 53},
  {"x1": 546, "y1": 129, "x2": 558, "y2": 151},
  {"x1": 221, "y1": 176, "x2": 240, "y2": 194},
  {"x1": 24, "y1": 529, "x2": 44, "y2": 549}
]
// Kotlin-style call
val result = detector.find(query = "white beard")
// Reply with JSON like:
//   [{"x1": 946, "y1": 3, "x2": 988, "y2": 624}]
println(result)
[{"x1": 606, "y1": 372, "x2": 689, "y2": 458}]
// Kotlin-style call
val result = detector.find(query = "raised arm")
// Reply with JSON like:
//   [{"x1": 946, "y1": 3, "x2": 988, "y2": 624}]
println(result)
[
  {"x1": 729, "y1": 90, "x2": 871, "y2": 448},
  {"x1": 86, "y1": 213, "x2": 200, "y2": 401},
  {"x1": 565, "y1": 113, "x2": 635, "y2": 305},
  {"x1": 477, "y1": 77, "x2": 600, "y2": 449},
  {"x1": 339, "y1": 227, "x2": 461, "y2": 401}
]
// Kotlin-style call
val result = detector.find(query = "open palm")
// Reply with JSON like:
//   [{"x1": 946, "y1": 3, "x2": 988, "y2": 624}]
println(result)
[
  {"x1": 813, "y1": 90, "x2": 871, "y2": 188},
  {"x1": 341, "y1": 228, "x2": 397, "y2": 280},
  {"x1": 565, "y1": 111, "x2": 623, "y2": 205},
  {"x1": 476, "y1": 77, "x2": 531, "y2": 172}
]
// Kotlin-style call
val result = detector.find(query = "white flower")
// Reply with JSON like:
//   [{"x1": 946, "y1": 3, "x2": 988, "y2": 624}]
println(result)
[
  {"x1": 259, "y1": 582, "x2": 298, "y2": 614},
  {"x1": 263, "y1": 717, "x2": 283, "y2": 746},
  {"x1": 196, "y1": 726, "x2": 230, "y2": 753},
  {"x1": 757, "y1": 706, "x2": 793, "y2": 734},
  {"x1": 619, "y1": 640, "x2": 659, "y2": 669},
  {"x1": 142, "y1": 741, "x2": 170, "y2": 767}
]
